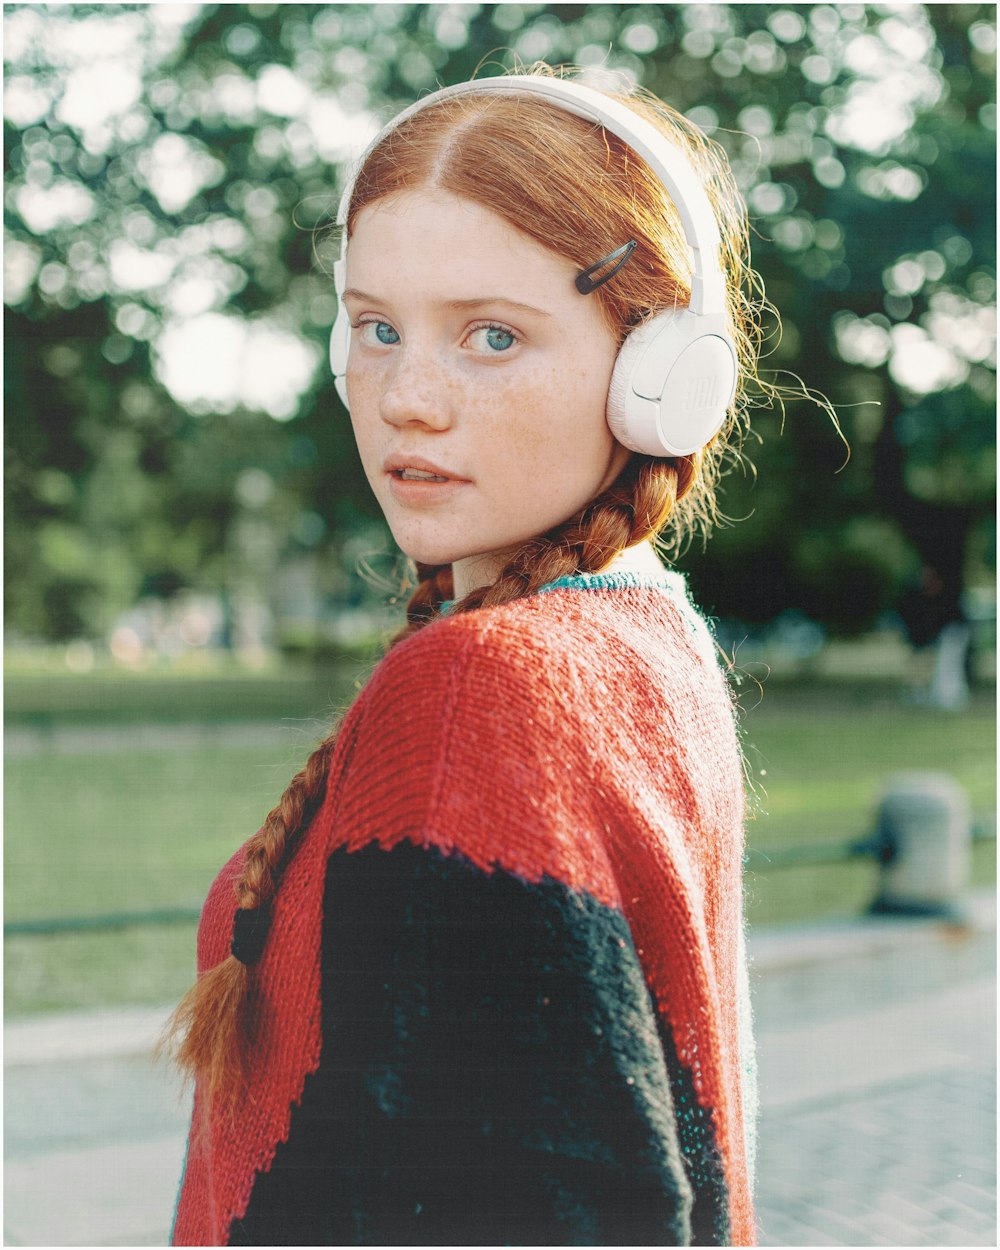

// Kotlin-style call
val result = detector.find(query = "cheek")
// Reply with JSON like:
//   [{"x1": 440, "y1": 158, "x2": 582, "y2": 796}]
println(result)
[
  {"x1": 345, "y1": 391, "x2": 388, "y2": 497},
  {"x1": 345, "y1": 368, "x2": 381, "y2": 445},
  {"x1": 488, "y1": 362, "x2": 561, "y2": 440},
  {"x1": 513, "y1": 357, "x2": 615, "y2": 454},
  {"x1": 482, "y1": 360, "x2": 618, "y2": 500}
]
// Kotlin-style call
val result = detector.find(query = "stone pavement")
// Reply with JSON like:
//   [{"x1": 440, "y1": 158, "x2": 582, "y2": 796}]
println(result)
[
  {"x1": 5, "y1": 891, "x2": 995, "y2": 1248},
  {"x1": 748, "y1": 887, "x2": 995, "y2": 1247}
]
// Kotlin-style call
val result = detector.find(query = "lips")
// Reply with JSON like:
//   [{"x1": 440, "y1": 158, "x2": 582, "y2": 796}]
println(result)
[
  {"x1": 383, "y1": 454, "x2": 468, "y2": 483},
  {"x1": 399, "y1": 467, "x2": 448, "y2": 482},
  {"x1": 383, "y1": 452, "x2": 470, "y2": 508}
]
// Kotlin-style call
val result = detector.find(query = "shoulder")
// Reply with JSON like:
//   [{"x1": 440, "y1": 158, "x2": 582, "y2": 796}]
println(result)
[
  {"x1": 355, "y1": 577, "x2": 727, "y2": 767},
  {"x1": 323, "y1": 598, "x2": 627, "y2": 901},
  {"x1": 375, "y1": 573, "x2": 700, "y2": 690},
  {"x1": 362, "y1": 576, "x2": 726, "y2": 739},
  {"x1": 319, "y1": 579, "x2": 735, "y2": 900},
  {"x1": 333, "y1": 591, "x2": 632, "y2": 836},
  {"x1": 366, "y1": 596, "x2": 574, "y2": 712}
]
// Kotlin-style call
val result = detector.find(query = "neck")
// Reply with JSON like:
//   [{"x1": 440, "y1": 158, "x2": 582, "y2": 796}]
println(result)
[
  {"x1": 450, "y1": 550, "x2": 512, "y2": 602},
  {"x1": 601, "y1": 539, "x2": 665, "y2": 578}
]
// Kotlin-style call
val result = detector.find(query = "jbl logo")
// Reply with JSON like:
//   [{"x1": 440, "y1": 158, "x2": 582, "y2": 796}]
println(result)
[{"x1": 682, "y1": 375, "x2": 722, "y2": 411}]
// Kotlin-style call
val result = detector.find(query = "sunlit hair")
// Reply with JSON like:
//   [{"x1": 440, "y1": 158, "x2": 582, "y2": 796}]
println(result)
[{"x1": 164, "y1": 64, "x2": 765, "y2": 1103}]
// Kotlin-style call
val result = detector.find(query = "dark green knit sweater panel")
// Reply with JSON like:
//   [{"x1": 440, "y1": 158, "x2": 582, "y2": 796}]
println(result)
[{"x1": 230, "y1": 840, "x2": 729, "y2": 1246}]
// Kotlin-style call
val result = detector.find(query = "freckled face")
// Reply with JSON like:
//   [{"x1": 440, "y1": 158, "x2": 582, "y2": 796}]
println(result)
[{"x1": 343, "y1": 189, "x2": 629, "y2": 595}]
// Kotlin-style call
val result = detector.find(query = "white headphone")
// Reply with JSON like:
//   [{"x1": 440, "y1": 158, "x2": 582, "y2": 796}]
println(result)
[{"x1": 329, "y1": 76, "x2": 738, "y2": 458}]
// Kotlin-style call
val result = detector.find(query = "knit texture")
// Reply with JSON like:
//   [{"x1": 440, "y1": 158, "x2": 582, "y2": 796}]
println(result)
[
  {"x1": 231, "y1": 841, "x2": 715, "y2": 1245},
  {"x1": 172, "y1": 572, "x2": 756, "y2": 1246}
]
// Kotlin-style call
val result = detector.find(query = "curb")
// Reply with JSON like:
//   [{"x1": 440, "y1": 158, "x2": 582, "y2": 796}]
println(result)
[
  {"x1": 749, "y1": 885, "x2": 995, "y2": 974},
  {"x1": 4, "y1": 1003, "x2": 173, "y2": 1067}
]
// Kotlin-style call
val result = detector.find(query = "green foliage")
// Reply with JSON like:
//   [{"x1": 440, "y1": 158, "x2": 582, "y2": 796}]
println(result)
[{"x1": 4, "y1": 3, "x2": 995, "y2": 642}]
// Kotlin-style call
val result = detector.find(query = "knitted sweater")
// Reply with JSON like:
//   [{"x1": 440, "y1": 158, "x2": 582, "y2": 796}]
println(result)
[{"x1": 172, "y1": 570, "x2": 757, "y2": 1247}]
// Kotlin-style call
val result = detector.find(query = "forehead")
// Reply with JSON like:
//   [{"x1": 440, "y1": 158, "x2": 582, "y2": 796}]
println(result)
[{"x1": 347, "y1": 188, "x2": 580, "y2": 305}]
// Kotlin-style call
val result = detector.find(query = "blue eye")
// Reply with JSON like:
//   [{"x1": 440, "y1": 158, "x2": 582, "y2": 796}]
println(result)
[
  {"x1": 484, "y1": 326, "x2": 515, "y2": 352},
  {"x1": 466, "y1": 323, "x2": 517, "y2": 353},
  {"x1": 374, "y1": 321, "x2": 399, "y2": 345}
]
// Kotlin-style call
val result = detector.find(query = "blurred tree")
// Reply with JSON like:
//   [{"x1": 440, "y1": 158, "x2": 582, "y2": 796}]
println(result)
[
  {"x1": 4, "y1": 3, "x2": 995, "y2": 644},
  {"x1": 672, "y1": 2, "x2": 996, "y2": 637}
]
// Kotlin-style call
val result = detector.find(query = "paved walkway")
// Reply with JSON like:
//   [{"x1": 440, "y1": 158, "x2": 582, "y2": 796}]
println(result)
[{"x1": 5, "y1": 893, "x2": 995, "y2": 1247}]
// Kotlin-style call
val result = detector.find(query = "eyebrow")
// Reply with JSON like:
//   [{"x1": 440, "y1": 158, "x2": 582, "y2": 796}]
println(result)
[{"x1": 341, "y1": 289, "x2": 552, "y2": 318}]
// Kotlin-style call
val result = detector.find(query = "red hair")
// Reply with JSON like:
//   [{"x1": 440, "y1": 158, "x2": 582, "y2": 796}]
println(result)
[{"x1": 164, "y1": 65, "x2": 763, "y2": 1102}]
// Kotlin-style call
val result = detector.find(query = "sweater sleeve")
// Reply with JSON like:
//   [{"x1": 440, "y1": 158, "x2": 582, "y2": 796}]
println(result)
[
  {"x1": 227, "y1": 611, "x2": 729, "y2": 1245},
  {"x1": 230, "y1": 835, "x2": 695, "y2": 1247}
]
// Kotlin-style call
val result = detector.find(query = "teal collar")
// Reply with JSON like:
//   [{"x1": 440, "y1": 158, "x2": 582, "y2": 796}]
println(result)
[{"x1": 440, "y1": 567, "x2": 685, "y2": 616}]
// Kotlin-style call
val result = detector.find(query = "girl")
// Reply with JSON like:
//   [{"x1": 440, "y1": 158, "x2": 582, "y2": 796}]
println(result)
[{"x1": 169, "y1": 65, "x2": 760, "y2": 1247}]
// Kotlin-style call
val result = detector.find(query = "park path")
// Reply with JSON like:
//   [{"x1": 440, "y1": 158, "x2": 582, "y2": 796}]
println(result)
[{"x1": 5, "y1": 892, "x2": 995, "y2": 1247}]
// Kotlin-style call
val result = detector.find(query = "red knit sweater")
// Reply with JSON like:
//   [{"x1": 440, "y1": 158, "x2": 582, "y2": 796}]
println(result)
[{"x1": 172, "y1": 571, "x2": 756, "y2": 1246}]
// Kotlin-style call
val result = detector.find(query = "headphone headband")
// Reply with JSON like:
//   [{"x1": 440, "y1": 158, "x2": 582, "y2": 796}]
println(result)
[{"x1": 335, "y1": 75, "x2": 726, "y2": 317}]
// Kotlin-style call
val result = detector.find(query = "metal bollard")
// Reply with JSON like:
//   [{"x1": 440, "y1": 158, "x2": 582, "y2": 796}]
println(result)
[{"x1": 868, "y1": 772, "x2": 973, "y2": 920}]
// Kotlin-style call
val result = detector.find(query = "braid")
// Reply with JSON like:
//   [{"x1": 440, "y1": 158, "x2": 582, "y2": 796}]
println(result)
[
  {"x1": 165, "y1": 455, "x2": 690, "y2": 1107},
  {"x1": 394, "y1": 454, "x2": 690, "y2": 632},
  {"x1": 162, "y1": 734, "x2": 337, "y2": 1104},
  {"x1": 238, "y1": 736, "x2": 336, "y2": 906},
  {"x1": 392, "y1": 562, "x2": 454, "y2": 648}
]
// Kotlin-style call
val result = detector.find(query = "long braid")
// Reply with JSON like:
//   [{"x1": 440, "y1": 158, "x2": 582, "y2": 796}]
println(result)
[
  {"x1": 165, "y1": 454, "x2": 694, "y2": 1104},
  {"x1": 162, "y1": 735, "x2": 338, "y2": 1103},
  {"x1": 164, "y1": 454, "x2": 691, "y2": 1107},
  {"x1": 395, "y1": 454, "x2": 694, "y2": 633}
]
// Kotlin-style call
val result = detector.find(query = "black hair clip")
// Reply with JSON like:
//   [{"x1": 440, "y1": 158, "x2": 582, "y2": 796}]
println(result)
[
  {"x1": 231, "y1": 903, "x2": 271, "y2": 966},
  {"x1": 575, "y1": 240, "x2": 638, "y2": 295}
]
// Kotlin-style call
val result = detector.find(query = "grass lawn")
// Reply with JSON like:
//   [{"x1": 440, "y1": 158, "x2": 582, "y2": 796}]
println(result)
[
  {"x1": 4, "y1": 662, "x2": 369, "y2": 727},
  {"x1": 5, "y1": 737, "x2": 319, "y2": 1016},
  {"x1": 737, "y1": 686, "x2": 995, "y2": 923},
  {"x1": 5, "y1": 670, "x2": 995, "y2": 1016}
]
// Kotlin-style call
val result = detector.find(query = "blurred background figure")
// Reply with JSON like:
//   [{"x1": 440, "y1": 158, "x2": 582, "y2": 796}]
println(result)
[{"x1": 899, "y1": 561, "x2": 972, "y2": 709}]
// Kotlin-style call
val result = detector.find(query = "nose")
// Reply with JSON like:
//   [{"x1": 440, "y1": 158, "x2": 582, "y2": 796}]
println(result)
[{"x1": 379, "y1": 347, "x2": 452, "y2": 431}]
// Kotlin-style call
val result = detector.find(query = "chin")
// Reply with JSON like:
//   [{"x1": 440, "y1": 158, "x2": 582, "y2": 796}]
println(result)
[
  {"x1": 390, "y1": 533, "x2": 463, "y2": 569},
  {"x1": 393, "y1": 531, "x2": 504, "y2": 574}
]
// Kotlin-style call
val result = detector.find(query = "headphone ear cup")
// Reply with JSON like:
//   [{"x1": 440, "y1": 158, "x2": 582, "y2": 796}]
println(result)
[
  {"x1": 607, "y1": 319, "x2": 660, "y2": 453},
  {"x1": 606, "y1": 312, "x2": 737, "y2": 457},
  {"x1": 329, "y1": 306, "x2": 351, "y2": 409}
]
